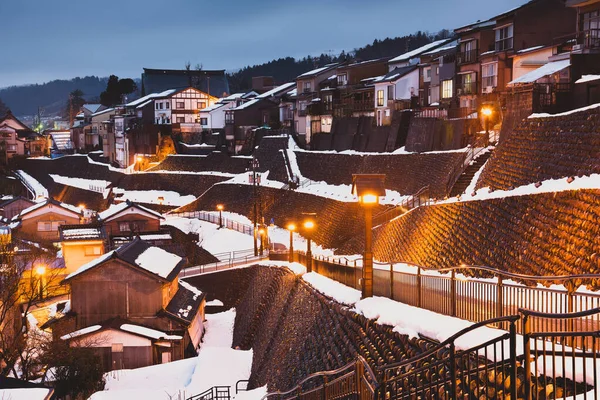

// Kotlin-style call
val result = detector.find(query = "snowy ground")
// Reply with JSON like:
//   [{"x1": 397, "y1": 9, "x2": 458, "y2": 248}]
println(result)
[
  {"x1": 92, "y1": 309, "x2": 261, "y2": 400},
  {"x1": 113, "y1": 188, "x2": 196, "y2": 207}
]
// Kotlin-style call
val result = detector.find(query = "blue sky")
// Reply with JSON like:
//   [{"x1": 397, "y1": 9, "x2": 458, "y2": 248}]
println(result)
[{"x1": 0, "y1": 0, "x2": 526, "y2": 88}]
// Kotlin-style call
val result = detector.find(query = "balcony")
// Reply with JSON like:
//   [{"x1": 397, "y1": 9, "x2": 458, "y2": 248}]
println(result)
[
  {"x1": 458, "y1": 82, "x2": 477, "y2": 96},
  {"x1": 457, "y1": 49, "x2": 478, "y2": 65}
]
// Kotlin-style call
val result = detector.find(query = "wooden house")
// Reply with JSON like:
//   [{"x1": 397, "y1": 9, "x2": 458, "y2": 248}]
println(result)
[
  {"x1": 0, "y1": 197, "x2": 36, "y2": 220},
  {"x1": 0, "y1": 111, "x2": 46, "y2": 163},
  {"x1": 59, "y1": 224, "x2": 108, "y2": 274},
  {"x1": 55, "y1": 238, "x2": 205, "y2": 370},
  {"x1": 12, "y1": 198, "x2": 83, "y2": 242},
  {"x1": 98, "y1": 201, "x2": 164, "y2": 237}
]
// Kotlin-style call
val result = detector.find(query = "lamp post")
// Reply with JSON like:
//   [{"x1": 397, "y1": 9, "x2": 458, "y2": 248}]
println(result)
[
  {"x1": 258, "y1": 227, "x2": 265, "y2": 256},
  {"x1": 352, "y1": 174, "x2": 386, "y2": 299},
  {"x1": 287, "y1": 223, "x2": 296, "y2": 263},
  {"x1": 481, "y1": 106, "x2": 493, "y2": 146},
  {"x1": 136, "y1": 155, "x2": 143, "y2": 172},
  {"x1": 217, "y1": 204, "x2": 224, "y2": 228},
  {"x1": 35, "y1": 264, "x2": 46, "y2": 299},
  {"x1": 303, "y1": 219, "x2": 315, "y2": 273},
  {"x1": 249, "y1": 157, "x2": 260, "y2": 256}
]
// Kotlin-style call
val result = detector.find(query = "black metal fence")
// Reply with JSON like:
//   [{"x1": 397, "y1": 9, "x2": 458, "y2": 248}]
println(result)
[
  {"x1": 264, "y1": 356, "x2": 378, "y2": 400},
  {"x1": 168, "y1": 210, "x2": 254, "y2": 236}
]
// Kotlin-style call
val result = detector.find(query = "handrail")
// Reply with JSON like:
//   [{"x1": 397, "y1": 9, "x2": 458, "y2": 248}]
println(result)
[
  {"x1": 373, "y1": 185, "x2": 430, "y2": 226},
  {"x1": 263, "y1": 355, "x2": 377, "y2": 399},
  {"x1": 518, "y1": 306, "x2": 600, "y2": 320},
  {"x1": 377, "y1": 315, "x2": 520, "y2": 372},
  {"x1": 371, "y1": 260, "x2": 600, "y2": 285}
]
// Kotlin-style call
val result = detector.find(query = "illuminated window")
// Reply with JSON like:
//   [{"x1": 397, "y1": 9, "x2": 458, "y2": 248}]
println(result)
[
  {"x1": 377, "y1": 90, "x2": 384, "y2": 106},
  {"x1": 84, "y1": 246, "x2": 102, "y2": 256},
  {"x1": 442, "y1": 80, "x2": 453, "y2": 99}
]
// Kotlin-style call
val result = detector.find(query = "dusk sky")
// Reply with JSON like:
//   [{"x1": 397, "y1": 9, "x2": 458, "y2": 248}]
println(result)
[{"x1": 0, "y1": 0, "x2": 526, "y2": 88}]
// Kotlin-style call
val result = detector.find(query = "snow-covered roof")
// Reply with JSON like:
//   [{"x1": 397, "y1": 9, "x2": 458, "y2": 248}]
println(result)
[
  {"x1": 0, "y1": 388, "x2": 51, "y2": 400},
  {"x1": 83, "y1": 104, "x2": 104, "y2": 114},
  {"x1": 14, "y1": 198, "x2": 81, "y2": 221},
  {"x1": 422, "y1": 40, "x2": 458, "y2": 56},
  {"x1": 297, "y1": 63, "x2": 339, "y2": 79},
  {"x1": 125, "y1": 89, "x2": 177, "y2": 107},
  {"x1": 60, "y1": 225, "x2": 106, "y2": 241},
  {"x1": 64, "y1": 237, "x2": 185, "y2": 281},
  {"x1": 517, "y1": 45, "x2": 545, "y2": 54},
  {"x1": 231, "y1": 98, "x2": 261, "y2": 111},
  {"x1": 200, "y1": 102, "x2": 227, "y2": 112},
  {"x1": 286, "y1": 88, "x2": 297, "y2": 96},
  {"x1": 576, "y1": 75, "x2": 600, "y2": 84},
  {"x1": 98, "y1": 201, "x2": 164, "y2": 221},
  {"x1": 60, "y1": 324, "x2": 102, "y2": 340},
  {"x1": 508, "y1": 59, "x2": 570, "y2": 85},
  {"x1": 256, "y1": 82, "x2": 296, "y2": 99},
  {"x1": 91, "y1": 107, "x2": 115, "y2": 117},
  {"x1": 120, "y1": 324, "x2": 182, "y2": 340},
  {"x1": 136, "y1": 100, "x2": 153, "y2": 109},
  {"x1": 389, "y1": 39, "x2": 451, "y2": 63},
  {"x1": 374, "y1": 65, "x2": 419, "y2": 84}
]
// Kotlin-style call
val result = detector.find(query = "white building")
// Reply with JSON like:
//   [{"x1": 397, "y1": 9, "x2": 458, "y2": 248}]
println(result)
[
  {"x1": 153, "y1": 87, "x2": 218, "y2": 126},
  {"x1": 372, "y1": 65, "x2": 419, "y2": 126},
  {"x1": 198, "y1": 92, "x2": 257, "y2": 131}
]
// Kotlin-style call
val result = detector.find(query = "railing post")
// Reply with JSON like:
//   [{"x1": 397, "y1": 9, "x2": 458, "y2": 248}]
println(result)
[
  {"x1": 567, "y1": 280, "x2": 575, "y2": 333},
  {"x1": 389, "y1": 263, "x2": 394, "y2": 300},
  {"x1": 417, "y1": 267, "x2": 422, "y2": 308},
  {"x1": 509, "y1": 320, "x2": 518, "y2": 400},
  {"x1": 322, "y1": 375, "x2": 328, "y2": 400},
  {"x1": 522, "y1": 313, "x2": 532, "y2": 400},
  {"x1": 354, "y1": 260, "x2": 358, "y2": 290},
  {"x1": 497, "y1": 275, "x2": 504, "y2": 320},
  {"x1": 449, "y1": 343, "x2": 458, "y2": 399},
  {"x1": 451, "y1": 270, "x2": 457, "y2": 317}
]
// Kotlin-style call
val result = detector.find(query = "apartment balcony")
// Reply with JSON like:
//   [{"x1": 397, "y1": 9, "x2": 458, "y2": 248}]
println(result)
[
  {"x1": 457, "y1": 49, "x2": 478, "y2": 65},
  {"x1": 457, "y1": 83, "x2": 477, "y2": 96},
  {"x1": 495, "y1": 37, "x2": 514, "y2": 52}
]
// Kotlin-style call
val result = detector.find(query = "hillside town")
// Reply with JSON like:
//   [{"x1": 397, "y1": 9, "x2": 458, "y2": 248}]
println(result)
[{"x1": 2, "y1": 0, "x2": 600, "y2": 399}]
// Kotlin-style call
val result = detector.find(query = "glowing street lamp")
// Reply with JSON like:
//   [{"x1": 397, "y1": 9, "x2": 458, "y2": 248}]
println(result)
[
  {"x1": 217, "y1": 204, "x2": 224, "y2": 228},
  {"x1": 35, "y1": 264, "x2": 46, "y2": 299},
  {"x1": 136, "y1": 155, "x2": 143, "y2": 172},
  {"x1": 481, "y1": 106, "x2": 493, "y2": 146},
  {"x1": 303, "y1": 218, "x2": 316, "y2": 273},
  {"x1": 258, "y1": 227, "x2": 266, "y2": 256},
  {"x1": 352, "y1": 174, "x2": 386, "y2": 299},
  {"x1": 287, "y1": 223, "x2": 296, "y2": 263}
]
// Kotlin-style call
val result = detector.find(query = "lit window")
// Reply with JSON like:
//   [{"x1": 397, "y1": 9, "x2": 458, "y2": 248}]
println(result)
[
  {"x1": 84, "y1": 246, "x2": 102, "y2": 256},
  {"x1": 442, "y1": 80, "x2": 453, "y2": 99},
  {"x1": 377, "y1": 90, "x2": 384, "y2": 106},
  {"x1": 198, "y1": 102, "x2": 207, "y2": 109}
]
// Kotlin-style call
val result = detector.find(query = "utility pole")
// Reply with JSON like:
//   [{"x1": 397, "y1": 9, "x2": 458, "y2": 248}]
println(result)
[{"x1": 251, "y1": 157, "x2": 260, "y2": 256}]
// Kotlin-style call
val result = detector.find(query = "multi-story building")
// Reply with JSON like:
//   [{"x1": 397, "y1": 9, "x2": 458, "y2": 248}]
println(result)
[
  {"x1": 198, "y1": 92, "x2": 257, "y2": 133},
  {"x1": 91, "y1": 108, "x2": 116, "y2": 160},
  {"x1": 294, "y1": 63, "x2": 341, "y2": 143},
  {"x1": 0, "y1": 111, "x2": 46, "y2": 162}
]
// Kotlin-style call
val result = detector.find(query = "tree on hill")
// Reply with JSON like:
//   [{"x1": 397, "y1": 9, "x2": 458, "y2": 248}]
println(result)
[
  {"x1": 63, "y1": 89, "x2": 86, "y2": 124},
  {"x1": 227, "y1": 29, "x2": 453, "y2": 93},
  {"x1": 0, "y1": 98, "x2": 7, "y2": 117},
  {"x1": 100, "y1": 75, "x2": 138, "y2": 107}
]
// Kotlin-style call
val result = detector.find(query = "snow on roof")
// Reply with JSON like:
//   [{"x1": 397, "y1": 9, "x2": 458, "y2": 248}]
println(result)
[
  {"x1": 125, "y1": 89, "x2": 177, "y2": 107},
  {"x1": 98, "y1": 201, "x2": 163, "y2": 221},
  {"x1": 576, "y1": 75, "x2": 600, "y2": 84},
  {"x1": 134, "y1": 246, "x2": 182, "y2": 279},
  {"x1": 83, "y1": 104, "x2": 104, "y2": 114},
  {"x1": 508, "y1": 59, "x2": 570, "y2": 85},
  {"x1": 286, "y1": 88, "x2": 297, "y2": 96},
  {"x1": 61, "y1": 226, "x2": 105, "y2": 241},
  {"x1": 14, "y1": 170, "x2": 48, "y2": 199},
  {"x1": 231, "y1": 98, "x2": 261, "y2": 111},
  {"x1": 200, "y1": 102, "x2": 227, "y2": 112},
  {"x1": 517, "y1": 45, "x2": 545, "y2": 54},
  {"x1": 64, "y1": 251, "x2": 115, "y2": 280},
  {"x1": 136, "y1": 100, "x2": 153, "y2": 109},
  {"x1": 120, "y1": 324, "x2": 182, "y2": 340},
  {"x1": 91, "y1": 107, "x2": 115, "y2": 117},
  {"x1": 221, "y1": 92, "x2": 245, "y2": 101},
  {"x1": 297, "y1": 63, "x2": 338, "y2": 79},
  {"x1": 422, "y1": 41, "x2": 458, "y2": 55},
  {"x1": 61, "y1": 324, "x2": 102, "y2": 340},
  {"x1": 14, "y1": 198, "x2": 81, "y2": 221},
  {"x1": 256, "y1": 82, "x2": 296, "y2": 99},
  {"x1": 390, "y1": 39, "x2": 451, "y2": 63}
]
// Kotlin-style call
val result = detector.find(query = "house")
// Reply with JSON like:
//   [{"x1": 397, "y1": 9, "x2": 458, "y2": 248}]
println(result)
[
  {"x1": 294, "y1": 63, "x2": 341, "y2": 143},
  {"x1": 12, "y1": 198, "x2": 83, "y2": 242},
  {"x1": 372, "y1": 65, "x2": 419, "y2": 126},
  {"x1": 56, "y1": 238, "x2": 206, "y2": 370},
  {"x1": 567, "y1": 0, "x2": 600, "y2": 54},
  {"x1": 71, "y1": 104, "x2": 107, "y2": 151},
  {"x1": 59, "y1": 224, "x2": 108, "y2": 274},
  {"x1": 45, "y1": 130, "x2": 73, "y2": 158},
  {"x1": 91, "y1": 108, "x2": 116, "y2": 160},
  {"x1": 0, "y1": 111, "x2": 46, "y2": 162},
  {"x1": 199, "y1": 92, "x2": 258, "y2": 133},
  {"x1": 418, "y1": 42, "x2": 458, "y2": 108},
  {"x1": 0, "y1": 197, "x2": 36, "y2": 220},
  {"x1": 141, "y1": 68, "x2": 229, "y2": 99},
  {"x1": 225, "y1": 82, "x2": 296, "y2": 153},
  {"x1": 98, "y1": 201, "x2": 164, "y2": 237}
]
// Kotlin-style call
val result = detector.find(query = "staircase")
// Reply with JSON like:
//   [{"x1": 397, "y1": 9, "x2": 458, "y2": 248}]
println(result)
[{"x1": 449, "y1": 149, "x2": 494, "y2": 197}]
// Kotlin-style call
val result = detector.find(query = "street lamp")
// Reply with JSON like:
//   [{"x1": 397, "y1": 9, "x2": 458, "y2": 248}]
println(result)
[
  {"x1": 287, "y1": 223, "x2": 296, "y2": 263},
  {"x1": 136, "y1": 155, "x2": 143, "y2": 172},
  {"x1": 258, "y1": 227, "x2": 265, "y2": 256},
  {"x1": 249, "y1": 157, "x2": 261, "y2": 256},
  {"x1": 217, "y1": 204, "x2": 224, "y2": 228},
  {"x1": 35, "y1": 264, "x2": 46, "y2": 299},
  {"x1": 481, "y1": 106, "x2": 493, "y2": 146},
  {"x1": 352, "y1": 174, "x2": 386, "y2": 299},
  {"x1": 303, "y1": 218, "x2": 315, "y2": 273}
]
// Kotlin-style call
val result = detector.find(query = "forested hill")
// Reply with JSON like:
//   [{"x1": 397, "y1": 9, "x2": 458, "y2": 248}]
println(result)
[
  {"x1": 227, "y1": 29, "x2": 452, "y2": 92},
  {"x1": 0, "y1": 76, "x2": 109, "y2": 117}
]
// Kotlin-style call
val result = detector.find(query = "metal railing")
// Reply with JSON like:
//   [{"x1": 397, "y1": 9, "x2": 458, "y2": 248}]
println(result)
[
  {"x1": 264, "y1": 356, "x2": 378, "y2": 400},
  {"x1": 180, "y1": 250, "x2": 269, "y2": 278},
  {"x1": 283, "y1": 252, "x2": 600, "y2": 345},
  {"x1": 445, "y1": 135, "x2": 488, "y2": 195},
  {"x1": 372, "y1": 186, "x2": 430, "y2": 227},
  {"x1": 457, "y1": 49, "x2": 478, "y2": 65},
  {"x1": 187, "y1": 386, "x2": 231, "y2": 400},
  {"x1": 168, "y1": 211, "x2": 254, "y2": 236}
]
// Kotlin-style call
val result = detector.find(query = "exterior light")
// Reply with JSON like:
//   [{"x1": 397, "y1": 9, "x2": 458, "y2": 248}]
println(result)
[
  {"x1": 287, "y1": 223, "x2": 296, "y2": 231},
  {"x1": 303, "y1": 220, "x2": 315, "y2": 230},
  {"x1": 36, "y1": 265, "x2": 46, "y2": 276},
  {"x1": 351, "y1": 174, "x2": 387, "y2": 299},
  {"x1": 216, "y1": 204, "x2": 224, "y2": 211},
  {"x1": 217, "y1": 204, "x2": 224, "y2": 228},
  {"x1": 481, "y1": 107, "x2": 493, "y2": 117},
  {"x1": 78, "y1": 204, "x2": 85, "y2": 210},
  {"x1": 258, "y1": 228, "x2": 265, "y2": 235},
  {"x1": 157, "y1": 196, "x2": 165, "y2": 205},
  {"x1": 136, "y1": 155, "x2": 143, "y2": 163}
]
